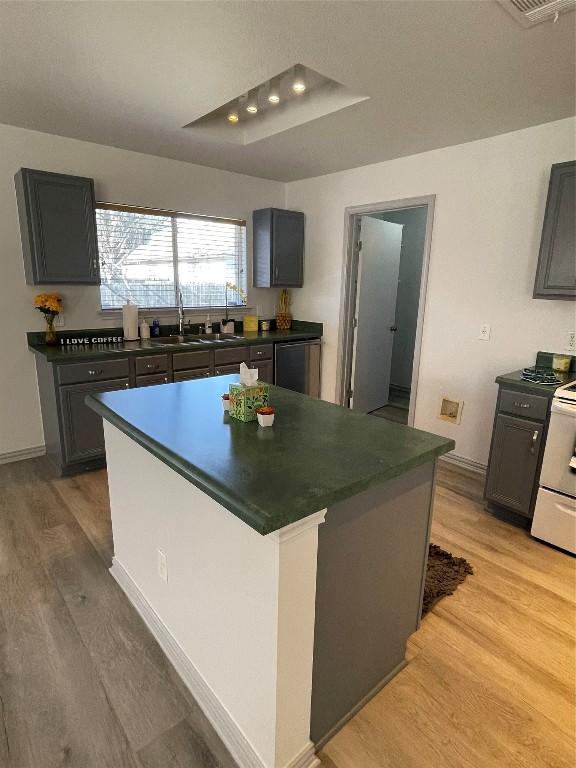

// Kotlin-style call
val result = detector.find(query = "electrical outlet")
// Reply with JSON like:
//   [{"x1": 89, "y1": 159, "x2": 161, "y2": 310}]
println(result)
[
  {"x1": 157, "y1": 549, "x2": 168, "y2": 583},
  {"x1": 478, "y1": 323, "x2": 491, "y2": 341},
  {"x1": 567, "y1": 331, "x2": 576, "y2": 353},
  {"x1": 439, "y1": 397, "x2": 463, "y2": 425},
  {"x1": 54, "y1": 313, "x2": 65, "y2": 327}
]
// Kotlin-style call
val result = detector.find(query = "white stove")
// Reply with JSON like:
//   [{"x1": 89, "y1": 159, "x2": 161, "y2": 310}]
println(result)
[{"x1": 531, "y1": 380, "x2": 576, "y2": 554}]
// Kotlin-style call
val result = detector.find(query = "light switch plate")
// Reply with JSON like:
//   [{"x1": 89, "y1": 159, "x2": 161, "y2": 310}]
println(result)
[{"x1": 478, "y1": 324, "x2": 491, "y2": 341}]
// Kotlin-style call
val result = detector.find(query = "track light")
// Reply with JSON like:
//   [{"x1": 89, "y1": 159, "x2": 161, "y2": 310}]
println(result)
[
  {"x1": 227, "y1": 110, "x2": 239, "y2": 124},
  {"x1": 268, "y1": 88, "x2": 280, "y2": 104},
  {"x1": 292, "y1": 79, "x2": 306, "y2": 94},
  {"x1": 246, "y1": 101, "x2": 258, "y2": 114}
]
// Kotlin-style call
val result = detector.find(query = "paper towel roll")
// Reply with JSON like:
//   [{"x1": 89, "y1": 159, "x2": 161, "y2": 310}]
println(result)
[{"x1": 122, "y1": 301, "x2": 139, "y2": 341}]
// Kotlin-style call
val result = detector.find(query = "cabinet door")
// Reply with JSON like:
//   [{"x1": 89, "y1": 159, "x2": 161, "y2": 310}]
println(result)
[
  {"x1": 15, "y1": 168, "x2": 100, "y2": 285},
  {"x1": 173, "y1": 368, "x2": 211, "y2": 382},
  {"x1": 59, "y1": 379, "x2": 129, "y2": 464},
  {"x1": 272, "y1": 209, "x2": 304, "y2": 287},
  {"x1": 485, "y1": 414, "x2": 543, "y2": 517},
  {"x1": 214, "y1": 363, "x2": 242, "y2": 376},
  {"x1": 136, "y1": 373, "x2": 170, "y2": 387},
  {"x1": 533, "y1": 161, "x2": 575, "y2": 299},
  {"x1": 251, "y1": 360, "x2": 273, "y2": 384}
]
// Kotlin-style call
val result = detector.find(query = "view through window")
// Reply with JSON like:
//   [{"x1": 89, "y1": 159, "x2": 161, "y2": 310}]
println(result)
[{"x1": 96, "y1": 205, "x2": 247, "y2": 310}]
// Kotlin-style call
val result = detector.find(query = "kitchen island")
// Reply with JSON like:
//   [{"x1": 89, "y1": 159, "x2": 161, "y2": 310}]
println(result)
[{"x1": 87, "y1": 375, "x2": 453, "y2": 768}]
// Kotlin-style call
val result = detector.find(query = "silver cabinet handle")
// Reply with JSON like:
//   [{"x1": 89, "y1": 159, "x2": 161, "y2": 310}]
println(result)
[
  {"x1": 257, "y1": 350, "x2": 263, "y2": 356},
  {"x1": 530, "y1": 430, "x2": 539, "y2": 454},
  {"x1": 87, "y1": 369, "x2": 102, "y2": 376},
  {"x1": 125, "y1": 383, "x2": 129, "y2": 388},
  {"x1": 146, "y1": 363, "x2": 159, "y2": 370},
  {"x1": 514, "y1": 401, "x2": 530, "y2": 409}
]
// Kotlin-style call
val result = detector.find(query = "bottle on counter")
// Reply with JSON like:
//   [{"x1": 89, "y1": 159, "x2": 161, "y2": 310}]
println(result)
[
  {"x1": 139, "y1": 318, "x2": 150, "y2": 340},
  {"x1": 122, "y1": 300, "x2": 139, "y2": 341},
  {"x1": 205, "y1": 314, "x2": 213, "y2": 334}
]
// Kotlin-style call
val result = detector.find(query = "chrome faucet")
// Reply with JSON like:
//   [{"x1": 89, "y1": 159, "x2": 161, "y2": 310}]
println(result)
[{"x1": 178, "y1": 290, "x2": 184, "y2": 337}]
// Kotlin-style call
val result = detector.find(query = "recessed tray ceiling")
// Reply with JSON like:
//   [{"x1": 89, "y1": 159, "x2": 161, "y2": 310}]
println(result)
[{"x1": 185, "y1": 64, "x2": 368, "y2": 145}]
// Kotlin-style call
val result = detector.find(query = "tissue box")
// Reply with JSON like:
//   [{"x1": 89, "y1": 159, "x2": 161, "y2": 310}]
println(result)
[{"x1": 229, "y1": 382, "x2": 270, "y2": 422}]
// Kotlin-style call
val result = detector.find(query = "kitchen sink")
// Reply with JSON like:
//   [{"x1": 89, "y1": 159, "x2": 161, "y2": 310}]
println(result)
[{"x1": 148, "y1": 333, "x2": 245, "y2": 346}]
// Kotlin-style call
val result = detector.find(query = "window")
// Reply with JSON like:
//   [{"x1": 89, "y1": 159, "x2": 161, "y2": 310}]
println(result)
[{"x1": 95, "y1": 204, "x2": 247, "y2": 310}]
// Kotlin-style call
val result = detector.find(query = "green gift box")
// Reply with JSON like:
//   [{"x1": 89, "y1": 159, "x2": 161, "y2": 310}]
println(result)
[{"x1": 229, "y1": 382, "x2": 270, "y2": 422}]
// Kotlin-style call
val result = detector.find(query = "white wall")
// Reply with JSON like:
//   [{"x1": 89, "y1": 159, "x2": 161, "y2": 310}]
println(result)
[
  {"x1": 286, "y1": 118, "x2": 576, "y2": 465},
  {"x1": 0, "y1": 123, "x2": 284, "y2": 457}
]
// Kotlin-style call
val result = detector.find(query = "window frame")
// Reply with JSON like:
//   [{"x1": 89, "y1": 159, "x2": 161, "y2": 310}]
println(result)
[{"x1": 95, "y1": 202, "x2": 248, "y2": 313}]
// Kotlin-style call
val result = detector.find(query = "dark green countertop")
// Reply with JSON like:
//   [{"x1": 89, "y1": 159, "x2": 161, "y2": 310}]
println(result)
[
  {"x1": 87, "y1": 375, "x2": 454, "y2": 536},
  {"x1": 29, "y1": 329, "x2": 321, "y2": 363},
  {"x1": 495, "y1": 369, "x2": 573, "y2": 398}
]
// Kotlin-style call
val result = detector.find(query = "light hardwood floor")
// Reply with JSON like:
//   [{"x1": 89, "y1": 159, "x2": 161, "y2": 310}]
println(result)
[{"x1": 0, "y1": 458, "x2": 574, "y2": 767}]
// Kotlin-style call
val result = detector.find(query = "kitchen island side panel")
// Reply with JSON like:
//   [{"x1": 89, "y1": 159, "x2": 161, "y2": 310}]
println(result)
[{"x1": 311, "y1": 462, "x2": 435, "y2": 746}]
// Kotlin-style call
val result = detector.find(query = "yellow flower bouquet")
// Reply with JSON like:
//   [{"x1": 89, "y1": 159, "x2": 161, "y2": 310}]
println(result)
[{"x1": 35, "y1": 293, "x2": 62, "y2": 345}]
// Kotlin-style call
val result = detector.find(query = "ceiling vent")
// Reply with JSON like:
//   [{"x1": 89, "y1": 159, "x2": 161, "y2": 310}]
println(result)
[{"x1": 499, "y1": 0, "x2": 575, "y2": 27}]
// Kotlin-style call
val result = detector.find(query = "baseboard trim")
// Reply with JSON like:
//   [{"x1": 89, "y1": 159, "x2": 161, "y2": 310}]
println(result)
[
  {"x1": 0, "y1": 445, "x2": 45, "y2": 465},
  {"x1": 110, "y1": 558, "x2": 319, "y2": 768},
  {"x1": 440, "y1": 452, "x2": 486, "y2": 476},
  {"x1": 313, "y1": 658, "x2": 408, "y2": 751}
]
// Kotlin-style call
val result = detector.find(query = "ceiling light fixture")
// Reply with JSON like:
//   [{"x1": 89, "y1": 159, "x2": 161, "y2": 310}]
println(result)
[
  {"x1": 246, "y1": 101, "x2": 258, "y2": 114},
  {"x1": 227, "y1": 110, "x2": 239, "y2": 124},
  {"x1": 268, "y1": 88, "x2": 280, "y2": 104},
  {"x1": 292, "y1": 79, "x2": 306, "y2": 94}
]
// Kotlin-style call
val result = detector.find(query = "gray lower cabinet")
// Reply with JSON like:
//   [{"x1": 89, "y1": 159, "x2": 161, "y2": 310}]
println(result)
[
  {"x1": 173, "y1": 368, "x2": 211, "y2": 382},
  {"x1": 136, "y1": 373, "x2": 170, "y2": 387},
  {"x1": 34, "y1": 339, "x2": 317, "y2": 475},
  {"x1": 59, "y1": 378, "x2": 129, "y2": 465},
  {"x1": 15, "y1": 168, "x2": 100, "y2": 285},
  {"x1": 485, "y1": 386, "x2": 550, "y2": 519}
]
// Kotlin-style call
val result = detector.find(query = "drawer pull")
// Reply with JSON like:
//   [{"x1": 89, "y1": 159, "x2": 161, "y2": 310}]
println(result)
[
  {"x1": 513, "y1": 401, "x2": 530, "y2": 409},
  {"x1": 531, "y1": 430, "x2": 539, "y2": 455},
  {"x1": 146, "y1": 363, "x2": 159, "y2": 370},
  {"x1": 257, "y1": 350, "x2": 263, "y2": 356},
  {"x1": 87, "y1": 369, "x2": 103, "y2": 376}
]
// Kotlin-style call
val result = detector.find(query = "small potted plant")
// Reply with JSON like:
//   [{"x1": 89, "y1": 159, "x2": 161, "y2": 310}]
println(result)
[
  {"x1": 256, "y1": 405, "x2": 275, "y2": 427},
  {"x1": 34, "y1": 293, "x2": 62, "y2": 345}
]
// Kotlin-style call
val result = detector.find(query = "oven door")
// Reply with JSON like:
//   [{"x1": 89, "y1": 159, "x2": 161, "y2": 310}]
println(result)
[{"x1": 539, "y1": 399, "x2": 576, "y2": 497}]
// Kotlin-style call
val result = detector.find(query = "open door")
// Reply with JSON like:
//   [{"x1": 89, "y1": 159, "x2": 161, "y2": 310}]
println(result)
[{"x1": 351, "y1": 217, "x2": 402, "y2": 413}]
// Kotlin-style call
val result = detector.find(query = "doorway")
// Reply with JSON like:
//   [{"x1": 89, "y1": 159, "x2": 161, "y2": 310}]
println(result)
[{"x1": 337, "y1": 196, "x2": 435, "y2": 426}]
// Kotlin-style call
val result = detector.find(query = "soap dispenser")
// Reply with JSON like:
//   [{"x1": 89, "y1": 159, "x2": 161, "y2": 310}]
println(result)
[{"x1": 205, "y1": 314, "x2": 213, "y2": 334}]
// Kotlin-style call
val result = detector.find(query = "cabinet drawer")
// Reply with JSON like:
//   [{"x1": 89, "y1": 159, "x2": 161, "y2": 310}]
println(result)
[
  {"x1": 249, "y1": 344, "x2": 273, "y2": 362},
  {"x1": 173, "y1": 368, "x2": 211, "y2": 382},
  {"x1": 136, "y1": 373, "x2": 170, "y2": 387},
  {"x1": 57, "y1": 358, "x2": 129, "y2": 385},
  {"x1": 214, "y1": 346, "x2": 248, "y2": 366},
  {"x1": 135, "y1": 354, "x2": 169, "y2": 376},
  {"x1": 172, "y1": 349, "x2": 212, "y2": 371},
  {"x1": 499, "y1": 390, "x2": 548, "y2": 421},
  {"x1": 214, "y1": 363, "x2": 241, "y2": 376}
]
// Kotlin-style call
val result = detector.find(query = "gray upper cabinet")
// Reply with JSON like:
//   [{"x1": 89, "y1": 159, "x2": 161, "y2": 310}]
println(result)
[
  {"x1": 15, "y1": 168, "x2": 100, "y2": 285},
  {"x1": 533, "y1": 161, "x2": 575, "y2": 300},
  {"x1": 253, "y1": 208, "x2": 304, "y2": 287}
]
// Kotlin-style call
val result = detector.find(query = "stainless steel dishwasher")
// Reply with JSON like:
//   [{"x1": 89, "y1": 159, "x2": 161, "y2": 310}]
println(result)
[{"x1": 275, "y1": 339, "x2": 321, "y2": 398}]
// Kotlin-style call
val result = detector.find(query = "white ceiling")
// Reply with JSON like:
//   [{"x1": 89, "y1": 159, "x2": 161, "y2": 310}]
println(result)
[{"x1": 0, "y1": 1, "x2": 574, "y2": 182}]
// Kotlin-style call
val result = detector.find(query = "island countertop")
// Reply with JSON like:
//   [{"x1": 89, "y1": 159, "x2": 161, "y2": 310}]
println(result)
[{"x1": 87, "y1": 374, "x2": 454, "y2": 535}]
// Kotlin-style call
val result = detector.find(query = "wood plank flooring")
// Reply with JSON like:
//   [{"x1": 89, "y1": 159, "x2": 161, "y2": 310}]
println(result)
[{"x1": 0, "y1": 457, "x2": 573, "y2": 767}]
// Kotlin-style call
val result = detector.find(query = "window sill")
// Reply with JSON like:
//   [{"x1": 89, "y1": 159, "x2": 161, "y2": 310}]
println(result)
[{"x1": 98, "y1": 306, "x2": 253, "y2": 321}]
